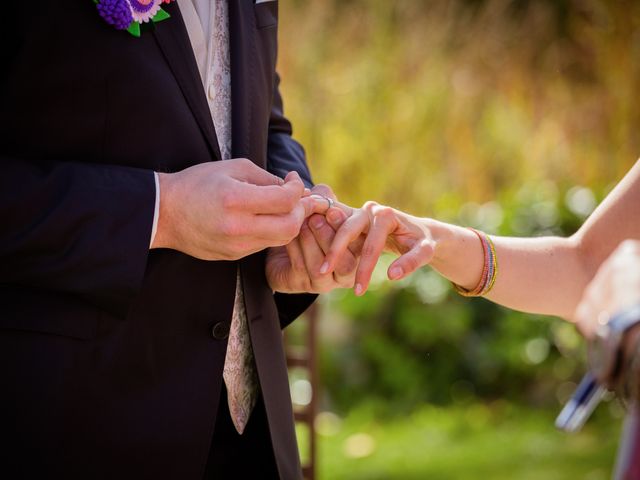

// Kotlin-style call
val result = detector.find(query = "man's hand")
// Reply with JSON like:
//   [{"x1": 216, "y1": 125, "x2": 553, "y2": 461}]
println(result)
[
  {"x1": 265, "y1": 185, "x2": 362, "y2": 294},
  {"x1": 151, "y1": 160, "x2": 317, "y2": 261}
]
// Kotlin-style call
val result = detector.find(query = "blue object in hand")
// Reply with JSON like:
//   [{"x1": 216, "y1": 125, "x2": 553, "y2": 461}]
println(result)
[{"x1": 555, "y1": 372, "x2": 608, "y2": 433}]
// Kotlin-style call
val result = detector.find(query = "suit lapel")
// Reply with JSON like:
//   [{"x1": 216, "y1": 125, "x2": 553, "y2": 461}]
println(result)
[{"x1": 153, "y1": 2, "x2": 222, "y2": 161}]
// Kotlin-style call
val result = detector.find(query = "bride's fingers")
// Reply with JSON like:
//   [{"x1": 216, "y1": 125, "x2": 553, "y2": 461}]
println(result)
[
  {"x1": 299, "y1": 221, "x2": 335, "y2": 293},
  {"x1": 321, "y1": 212, "x2": 370, "y2": 274},
  {"x1": 325, "y1": 207, "x2": 364, "y2": 268},
  {"x1": 387, "y1": 240, "x2": 436, "y2": 280},
  {"x1": 353, "y1": 209, "x2": 397, "y2": 295},
  {"x1": 309, "y1": 214, "x2": 357, "y2": 285}
]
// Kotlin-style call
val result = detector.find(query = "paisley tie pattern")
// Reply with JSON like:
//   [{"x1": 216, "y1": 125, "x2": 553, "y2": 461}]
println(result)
[
  {"x1": 223, "y1": 272, "x2": 259, "y2": 434},
  {"x1": 209, "y1": 0, "x2": 258, "y2": 435}
]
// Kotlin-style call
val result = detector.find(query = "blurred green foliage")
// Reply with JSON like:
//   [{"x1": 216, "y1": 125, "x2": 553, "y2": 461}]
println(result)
[
  {"x1": 280, "y1": 0, "x2": 639, "y2": 411},
  {"x1": 279, "y1": 0, "x2": 638, "y2": 216},
  {"x1": 279, "y1": 0, "x2": 640, "y2": 476}
]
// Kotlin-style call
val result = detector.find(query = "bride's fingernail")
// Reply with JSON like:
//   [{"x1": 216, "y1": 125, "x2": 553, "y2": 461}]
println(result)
[
  {"x1": 389, "y1": 266, "x2": 403, "y2": 279},
  {"x1": 354, "y1": 283, "x2": 363, "y2": 296},
  {"x1": 320, "y1": 262, "x2": 329, "y2": 274}
]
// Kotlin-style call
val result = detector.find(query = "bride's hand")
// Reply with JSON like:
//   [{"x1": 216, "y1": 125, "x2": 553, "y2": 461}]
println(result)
[
  {"x1": 321, "y1": 201, "x2": 438, "y2": 295},
  {"x1": 573, "y1": 240, "x2": 640, "y2": 339}
]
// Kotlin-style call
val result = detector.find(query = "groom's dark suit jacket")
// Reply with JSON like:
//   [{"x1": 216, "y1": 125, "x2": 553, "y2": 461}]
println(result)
[{"x1": 0, "y1": 1, "x2": 313, "y2": 478}]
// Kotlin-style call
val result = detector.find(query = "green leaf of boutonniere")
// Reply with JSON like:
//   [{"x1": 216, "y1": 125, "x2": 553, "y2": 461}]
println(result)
[
  {"x1": 152, "y1": 8, "x2": 171, "y2": 24},
  {"x1": 127, "y1": 22, "x2": 141, "y2": 38}
]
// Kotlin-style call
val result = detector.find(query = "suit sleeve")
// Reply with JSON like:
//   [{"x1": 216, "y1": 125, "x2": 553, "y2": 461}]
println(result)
[
  {"x1": 266, "y1": 73, "x2": 318, "y2": 328},
  {"x1": 0, "y1": 156, "x2": 156, "y2": 317},
  {"x1": 266, "y1": 74, "x2": 313, "y2": 188}
]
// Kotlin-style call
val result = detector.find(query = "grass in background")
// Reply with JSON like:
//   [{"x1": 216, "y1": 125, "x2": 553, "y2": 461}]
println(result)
[{"x1": 297, "y1": 401, "x2": 622, "y2": 480}]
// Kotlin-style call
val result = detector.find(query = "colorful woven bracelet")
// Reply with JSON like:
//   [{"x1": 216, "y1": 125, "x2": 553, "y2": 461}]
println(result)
[
  {"x1": 457, "y1": 229, "x2": 488, "y2": 296},
  {"x1": 453, "y1": 228, "x2": 498, "y2": 297}
]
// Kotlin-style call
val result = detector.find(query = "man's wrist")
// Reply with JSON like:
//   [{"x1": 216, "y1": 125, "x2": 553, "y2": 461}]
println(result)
[
  {"x1": 149, "y1": 172, "x2": 161, "y2": 248},
  {"x1": 151, "y1": 172, "x2": 176, "y2": 250}
]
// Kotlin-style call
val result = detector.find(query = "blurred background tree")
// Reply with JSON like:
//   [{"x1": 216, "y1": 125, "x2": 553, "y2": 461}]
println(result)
[{"x1": 278, "y1": 1, "x2": 640, "y2": 478}]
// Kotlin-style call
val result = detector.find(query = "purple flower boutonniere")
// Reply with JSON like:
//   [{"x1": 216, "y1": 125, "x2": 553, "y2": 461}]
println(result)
[{"x1": 94, "y1": 0, "x2": 175, "y2": 37}]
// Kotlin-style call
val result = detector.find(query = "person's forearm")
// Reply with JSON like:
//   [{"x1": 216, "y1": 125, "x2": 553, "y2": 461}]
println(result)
[
  {"x1": 427, "y1": 159, "x2": 640, "y2": 319},
  {"x1": 429, "y1": 220, "x2": 589, "y2": 319}
]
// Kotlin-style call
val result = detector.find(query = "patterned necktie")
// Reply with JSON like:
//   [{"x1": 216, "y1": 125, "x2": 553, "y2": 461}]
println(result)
[{"x1": 208, "y1": 0, "x2": 258, "y2": 435}]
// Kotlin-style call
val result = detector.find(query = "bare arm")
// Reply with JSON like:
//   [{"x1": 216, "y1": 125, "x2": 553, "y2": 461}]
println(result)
[
  {"x1": 430, "y1": 225, "x2": 581, "y2": 318},
  {"x1": 483, "y1": 158, "x2": 640, "y2": 317},
  {"x1": 325, "y1": 159, "x2": 640, "y2": 320}
]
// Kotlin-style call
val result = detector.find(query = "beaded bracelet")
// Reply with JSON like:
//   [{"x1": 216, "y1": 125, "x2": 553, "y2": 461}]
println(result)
[{"x1": 453, "y1": 228, "x2": 498, "y2": 297}]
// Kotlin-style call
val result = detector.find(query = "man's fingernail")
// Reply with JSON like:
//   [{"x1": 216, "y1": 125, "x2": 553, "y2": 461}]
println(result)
[
  {"x1": 389, "y1": 266, "x2": 403, "y2": 279},
  {"x1": 354, "y1": 283, "x2": 364, "y2": 296},
  {"x1": 310, "y1": 216, "x2": 324, "y2": 230},
  {"x1": 288, "y1": 171, "x2": 301, "y2": 181},
  {"x1": 320, "y1": 262, "x2": 329, "y2": 274}
]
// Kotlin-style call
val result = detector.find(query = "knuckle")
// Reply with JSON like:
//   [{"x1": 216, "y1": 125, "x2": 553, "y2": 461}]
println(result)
[
  {"x1": 361, "y1": 243, "x2": 378, "y2": 260},
  {"x1": 282, "y1": 219, "x2": 301, "y2": 240},
  {"x1": 312, "y1": 184, "x2": 333, "y2": 197},
  {"x1": 284, "y1": 190, "x2": 300, "y2": 210},
  {"x1": 293, "y1": 259, "x2": 307, "y2": 275},
  {"x1": 220, "y1": 190, "x2": 239, "y2": 210},
  {"x1": 220, "y1": 219, "x2": 242, "y2": 238},
  {"x1": 403, "y1": 255, "x2": 419, "y2": 272},
  {"x1": 376, "y1": 206, "x2": 394, "y2": 221},
  {"x1": 338, "y1": 256, "x2": 358, "y2": 276},
  {"x1": 363, "y1": 201, "x2": 379, "y2": 212}
]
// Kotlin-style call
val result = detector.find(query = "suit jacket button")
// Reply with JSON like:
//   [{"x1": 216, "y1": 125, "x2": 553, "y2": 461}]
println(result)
[{"x1": 212, "y1": 322, "x2": 229, "y2": 340}]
